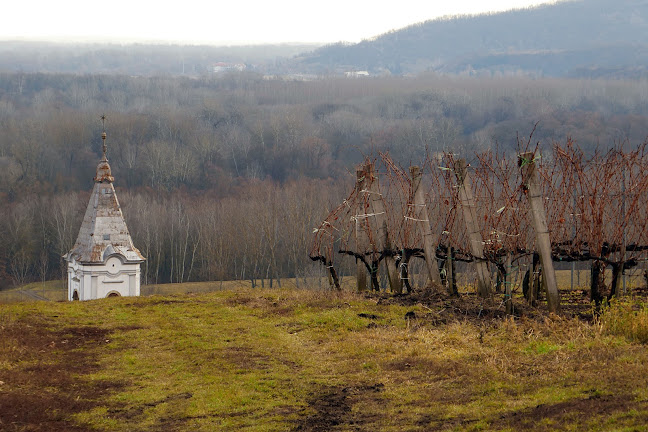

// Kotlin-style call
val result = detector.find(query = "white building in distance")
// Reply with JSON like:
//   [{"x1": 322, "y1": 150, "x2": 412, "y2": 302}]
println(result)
[
  {"x1": 213, "y1": 62, "x2": 246, "y2": 74},
  {"x1": 64, "y1": 119, "x2": 145, "y2": 300}
]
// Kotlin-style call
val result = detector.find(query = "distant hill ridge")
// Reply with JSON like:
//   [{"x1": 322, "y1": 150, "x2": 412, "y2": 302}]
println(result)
[{"x1": 296, "y1": 0, "x2": 648, "y2": 77}]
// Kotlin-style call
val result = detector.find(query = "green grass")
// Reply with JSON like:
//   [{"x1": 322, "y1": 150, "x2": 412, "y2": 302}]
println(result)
[
  {"x1": 141, "y1": 276, "x2": 358, "y2": 295},
  {"x1": 2, "y1": 288, "x2": 648, "y2": 431},
  {"x1": 0, "y1": 276, "x2": 357, "y2": 302}
]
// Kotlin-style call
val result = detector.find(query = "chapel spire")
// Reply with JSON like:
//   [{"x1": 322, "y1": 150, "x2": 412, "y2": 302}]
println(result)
[
  {"x1": 101, "y1": 114, "x2": 107, "y2": 160},
  {"x1": 94, "y1": 114, "x2": 114, "y2": 183}
]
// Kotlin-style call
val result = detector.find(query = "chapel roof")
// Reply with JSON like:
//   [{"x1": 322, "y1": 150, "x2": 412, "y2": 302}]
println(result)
[{"x1": 65, "y1": 118, "x2": 144, "y2": 264}]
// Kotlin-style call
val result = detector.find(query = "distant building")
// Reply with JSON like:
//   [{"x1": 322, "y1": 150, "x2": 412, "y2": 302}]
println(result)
[
  {"x1": 64, "y1": 119, "x2": 145, "y2": 301},
  {"x1": 344, "y1": 71, "x2": 370, "y2": 78},
  {"x1": 263, "y1": 73, "x2": 319, "y2": 81},
  {"x1": 212, "y1": 62, "x2": 246, "y2": 74}
]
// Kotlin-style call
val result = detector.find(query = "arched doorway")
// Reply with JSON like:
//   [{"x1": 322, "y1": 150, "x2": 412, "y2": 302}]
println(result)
[{"x1": 72, "y1": 290, "x2": 79, "y2": 301}]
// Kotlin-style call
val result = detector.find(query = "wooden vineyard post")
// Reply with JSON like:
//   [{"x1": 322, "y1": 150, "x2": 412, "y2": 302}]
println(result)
[
  {"x1": 453, "y1": 159, "x2": 492, "y2": 298},
  {"x1": 505, "y1": 253, "x2": 513, "y2": 315},
  {"x1": 446, "y1": 246, "x2": 458, "y2": 296},
  {"x1": 327, "y1": 265, "x2": 341, "y2": 291},
  {"x1": 519, "y1": 152, "x2": 560, "y2": 313},
  {"x1": 409, "y1": 166, "x2": 442, "y2": 287},
  {"x1": 365, "y1": 162, "x2": 402, "y2": 294},
  {"x1": 620, "y1": 166, "x2": 627, "y2": 296},
  {"x1": 355, "y1": 169, "x2": 368, "y2": 292},
  {"x1": 523, "y1": 252, "x2": 540, "y2": 307}
]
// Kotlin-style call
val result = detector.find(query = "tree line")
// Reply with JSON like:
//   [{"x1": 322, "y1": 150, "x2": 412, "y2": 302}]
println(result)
[
  {"x1": 1, "y1": 70, "x2": 648, "y2": 288},
  {"x1": 0, "y1": 41, "x2": 317, "y2": 76},
  {"x1": 0, "y1": 179, "x2": 347, "y2": 289}
]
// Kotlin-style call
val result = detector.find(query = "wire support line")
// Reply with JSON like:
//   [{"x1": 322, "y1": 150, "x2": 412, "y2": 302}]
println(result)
[
  {"x1": 359, "y1": 189, "x2": 383, "y2": 195},
  {"x1": 404, "y1": 216, "x2": 430, "y2": 222},
  {"x1": 350, "y1": 212, "x2": 385, "y2": 221}
]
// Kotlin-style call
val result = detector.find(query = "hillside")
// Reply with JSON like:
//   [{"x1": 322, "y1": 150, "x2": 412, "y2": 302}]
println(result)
[
  {"x1": 2, "y1": 288, "x2": 648, "y2": 430},
  {"x1": 297, "y1": 0, "x2": 648, "y2": 77}
]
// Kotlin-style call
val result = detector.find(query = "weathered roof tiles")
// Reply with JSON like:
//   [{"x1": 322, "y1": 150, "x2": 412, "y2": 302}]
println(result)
[{"x1": 66, "y1": 146, "x2": 144, "y2": 264}]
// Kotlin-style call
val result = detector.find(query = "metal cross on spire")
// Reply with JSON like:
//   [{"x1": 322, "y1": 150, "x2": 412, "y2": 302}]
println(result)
[{"x1": 101, "y1": 114, "x2": 107, "y2": 160}]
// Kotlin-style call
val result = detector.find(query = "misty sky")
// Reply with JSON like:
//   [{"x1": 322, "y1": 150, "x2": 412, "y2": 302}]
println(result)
[{"x1": 3, "y1": 0, "x2": 557, "y2": 45}]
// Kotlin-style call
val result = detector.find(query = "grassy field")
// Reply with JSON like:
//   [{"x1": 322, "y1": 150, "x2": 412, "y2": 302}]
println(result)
[
  {"x1": 0, "y1": 277, "x2": 358, "y2": 303},
  {"x1": 3, "y1": 268, "x2": 646, "y2": 304},
  {"x1": 1, "y1": 286, "x2": 648, "y2": 431},
  {"x1": 0, "y1": 267, "x2": 637, "y2": 304}
]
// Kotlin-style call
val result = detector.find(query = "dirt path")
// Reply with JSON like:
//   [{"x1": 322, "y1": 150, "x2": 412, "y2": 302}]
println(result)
[{"x1": 17, "y1": 290, "x2": 50, "y2": 301}]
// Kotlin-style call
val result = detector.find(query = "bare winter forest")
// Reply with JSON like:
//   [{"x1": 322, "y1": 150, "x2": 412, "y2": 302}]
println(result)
[{"x1": 2, "y1": 70, "x2": 648, "y2": 289}]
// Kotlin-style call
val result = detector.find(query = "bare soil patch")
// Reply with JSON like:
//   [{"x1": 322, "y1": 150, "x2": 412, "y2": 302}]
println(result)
[
  {"x1": 293, "y1": 383, "x2": 384, "y2": 431},
  {"x1": 0, "y1": 320, "x2": 128, "y2": 431}
]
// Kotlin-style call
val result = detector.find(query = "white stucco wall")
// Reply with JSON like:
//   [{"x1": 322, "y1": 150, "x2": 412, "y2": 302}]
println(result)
[{"x1": 68, "y1": 255, "x2": 141, "y2": 301}]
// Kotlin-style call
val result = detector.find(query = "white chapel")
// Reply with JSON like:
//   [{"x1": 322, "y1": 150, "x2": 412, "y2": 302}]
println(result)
[{"x1": 64, "y1": 118, "x2": 145, "y2": 300}]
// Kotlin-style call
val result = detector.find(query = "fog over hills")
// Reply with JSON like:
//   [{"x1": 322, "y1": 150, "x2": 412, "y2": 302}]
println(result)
[
  {"x1": 1, "y1": 0, "x2": 647, "y2": 77},
  {"x1": 0, "y1": 42, "x2": 318, "y2": 76},
  {"x1": 297, "y1": 0, "x2": 648, "y2": 77}
]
